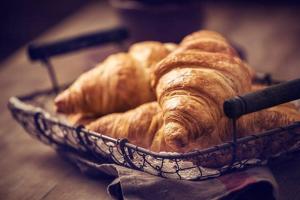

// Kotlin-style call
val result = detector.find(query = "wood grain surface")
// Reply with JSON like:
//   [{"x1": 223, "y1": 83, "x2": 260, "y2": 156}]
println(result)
[{"x1": 0, "y1": 1, "x2": 299, "y2": 200}]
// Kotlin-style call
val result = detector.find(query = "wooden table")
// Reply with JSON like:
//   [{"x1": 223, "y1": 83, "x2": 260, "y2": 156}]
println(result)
[{"x1": 0, "y1": 1, "x2": 300, "y2": 199}]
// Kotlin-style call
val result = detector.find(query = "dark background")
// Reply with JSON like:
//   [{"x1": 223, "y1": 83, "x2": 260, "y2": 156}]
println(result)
[
  {"x1": 0, "y1": 0, "x2": 96, "y2": 62},
  {"x1": 0, "y1": 0, "x2": 300, "y2": 62}
]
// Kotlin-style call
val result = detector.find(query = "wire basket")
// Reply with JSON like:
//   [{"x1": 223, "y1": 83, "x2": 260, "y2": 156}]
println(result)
[{"x1": 8, "y1": 27, "x2": 300, "y2": 180}]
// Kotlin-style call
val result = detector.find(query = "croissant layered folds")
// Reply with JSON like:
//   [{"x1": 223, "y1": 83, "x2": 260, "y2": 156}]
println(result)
[
  {"x1": 87, "y1": 102, "x2": 163, "y2": 149},
  {"x1": 84, "y1": 102, "x2": 171, "y2": 152},
  {"x1": 236, "y1": 85, "x2": 300, "y2": 138},
  {"x1": 151, "y1": 30, "x2": 253, "y2": 152},
  {"x1": 178, "y1": 31, "x2": 256, "y2": 78},
  {"x1": 55, "y1": 41, "x2": 175, "y2": 115}
]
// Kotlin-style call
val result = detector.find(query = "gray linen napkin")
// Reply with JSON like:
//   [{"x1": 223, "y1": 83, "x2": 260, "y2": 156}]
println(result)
[{"x1": 61, "y1": 151, "x2": 278, "y2": 200}]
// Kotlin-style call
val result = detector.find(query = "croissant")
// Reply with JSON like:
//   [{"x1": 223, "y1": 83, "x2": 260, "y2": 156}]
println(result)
[
  {"x1": 236, "y1": 85, "x2": 300, "y2": 137},
  {"x1": 178, "y1": 30, "x2": 256, "y2": 79},
  {"x1": 66, "y1": 113, "x2": 98, "y2": 126},
  {"x1": 55, "y1": 42, "x2": 174, "y2": 115},
  {"x1": 129, "y1": 42, "x2": 177, "y2": 70},
  {"x1": 200, "y1": 88, "x2": 300, "y2": 168},
  {"x1": 86, "y1": 102, "x2": 163, "y2": 149},
  {"x1": 151, "y1": 30, "x2": 253, "y2": 152}
]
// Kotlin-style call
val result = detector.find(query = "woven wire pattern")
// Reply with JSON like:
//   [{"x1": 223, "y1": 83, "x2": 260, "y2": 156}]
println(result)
[{"x1": 8, "y1": 90, "x2": 300, "y2": 180}]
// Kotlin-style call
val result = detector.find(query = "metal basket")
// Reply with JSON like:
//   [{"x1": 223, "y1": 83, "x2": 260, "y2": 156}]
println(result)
[{"x1": 8, "y1": 27, "x2": 300, "y2": 180}]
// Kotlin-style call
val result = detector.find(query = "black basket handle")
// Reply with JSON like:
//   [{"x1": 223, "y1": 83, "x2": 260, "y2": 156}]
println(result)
[
  {"x1": 28, "y1": 26, "x2": 129, "y2": 61},
  {"x1": 224, "y1": 78, "x2": 300, "y2": 119}
]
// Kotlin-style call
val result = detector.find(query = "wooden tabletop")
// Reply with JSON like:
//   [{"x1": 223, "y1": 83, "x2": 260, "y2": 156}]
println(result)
[{"x1": 0, "y1": 1, "x2": 300, "y2": 200}]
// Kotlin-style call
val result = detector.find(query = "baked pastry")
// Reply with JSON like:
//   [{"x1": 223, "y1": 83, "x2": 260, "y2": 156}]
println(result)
[
  {"x1": 129, "y1": 42, "x2": 177, "y2": 70},
  {"x1": 66, "y1": 113, "x2": 98, "y2": 126},
  {"x1": 151, "y1": 30, "x2": 253, "y2": 152},
  {"x1": 184, "y1": 83, "x2": 300, "y2": 158},
  {"x1": 86, "y1": 102, "x2": 162, "y2": 149},
  {"x1": 237, "y1": 84, "x2": 300, "y2": 137},
  {"x1": 179, "y1": 31, "x2": 256, "y2": 79},
  {"x1": 200, "y1": 97, "x2": 300, "y2": 167},
  {"x1": 55, "y1": 42, "x2": 174, "y2": 115}
]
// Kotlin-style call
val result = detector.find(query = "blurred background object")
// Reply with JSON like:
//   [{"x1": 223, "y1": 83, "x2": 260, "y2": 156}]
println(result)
[
  {"x1": 0, "y1": 0, "x2": 95, "y2": 62},
  {"x1": 109, "y1": 0, "x2": 203, "y2": 42},
  {"x1": 1, "y1": 0, "x2": 300, "y2": 64}
]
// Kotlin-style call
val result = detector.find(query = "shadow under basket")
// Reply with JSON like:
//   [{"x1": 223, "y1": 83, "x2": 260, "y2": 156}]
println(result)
[{"x1": 8, "y1": 27, "x2": 300, "y2": 180}]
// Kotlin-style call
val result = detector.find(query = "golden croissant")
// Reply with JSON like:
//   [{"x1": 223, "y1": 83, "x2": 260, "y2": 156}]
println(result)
[
  {"x1": 236, "y1": 85, "x2": 300, "y2": 138},
  {"x1": 198, "y1": 85, "x2": 300, "y2": 168},
  {"x1": 55, "y1": 41, "x2": 175, "y2": 115},
  {"x1": 86, "y1": 102, "x2": 163, "y2": 149},
  {"x1": 151, "y1": 30, "x2": 253, "y2": 152},
  {"x1": 85, "y1": 102, "x2": 173, "y2": 152}
]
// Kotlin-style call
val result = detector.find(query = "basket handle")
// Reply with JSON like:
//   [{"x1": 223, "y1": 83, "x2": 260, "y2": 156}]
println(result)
[
  {"x1": 28, "y1": 26, "x2": 129, "y2": 61},
  {"x1": 224, "y1": 78, "x2": 300, "y2": 119}
]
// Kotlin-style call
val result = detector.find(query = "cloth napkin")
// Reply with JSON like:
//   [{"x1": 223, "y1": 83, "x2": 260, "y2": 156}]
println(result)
[{"x1": 61, "y1": 151, "x2": 278, "y2": 200}]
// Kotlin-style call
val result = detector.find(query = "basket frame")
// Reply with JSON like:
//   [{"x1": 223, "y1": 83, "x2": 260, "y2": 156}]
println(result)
[
  {"x1": 8, "y1": 27, "x2": 300, "y2": 180},
  {"x1": 8, "y1": 83, "x2": 300, "y2": 180}
]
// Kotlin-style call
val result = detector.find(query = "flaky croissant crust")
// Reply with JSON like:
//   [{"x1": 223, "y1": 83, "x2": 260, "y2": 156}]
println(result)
[
  {"x1": 55, "y1": 53, "x2": 154, "y2": 114},
  {"x1": 87, "y1": 102, "x2": 163, "y2": 149},
  {"x1": 55, "y1": 41, "x2": 174, "y2": 115},
  {"x1": 150, "y1": 30, "x2": 253, "y2": 152}
]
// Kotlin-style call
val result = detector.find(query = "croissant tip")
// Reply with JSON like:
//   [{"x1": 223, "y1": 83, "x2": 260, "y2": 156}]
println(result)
[
  {"x1": 163, "y1": 123, "x2": 189, "y2": 151},
  {"x1": 167, "y1": 135, "x2": 188, "y2": 149},
  {"x1": 54, "y1": 94, "x2": 69, "y2": 113}
]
